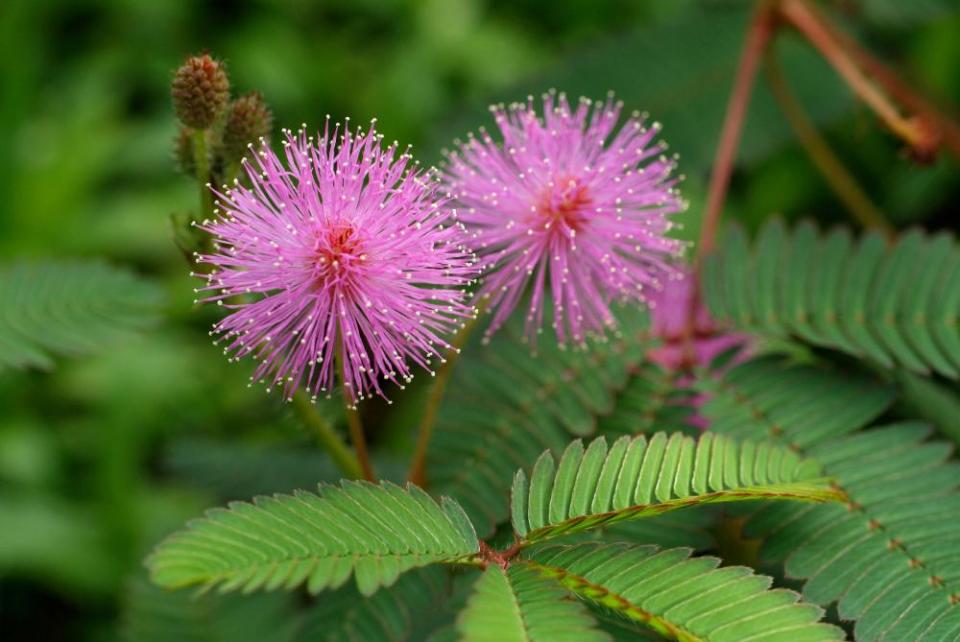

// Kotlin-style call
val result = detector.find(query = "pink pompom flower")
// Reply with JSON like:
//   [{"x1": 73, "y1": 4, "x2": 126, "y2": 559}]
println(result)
[
  {"x1": 195, "y1": 120, "x2": 477, "y2": 403},
  {"x1": 444, "y1": 91, "x2": 685, "y2": 344}
]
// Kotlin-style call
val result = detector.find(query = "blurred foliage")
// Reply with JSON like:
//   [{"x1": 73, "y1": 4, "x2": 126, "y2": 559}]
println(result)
[{"x1": 0, "y1": 0, "x2": 958, "y2": 640}]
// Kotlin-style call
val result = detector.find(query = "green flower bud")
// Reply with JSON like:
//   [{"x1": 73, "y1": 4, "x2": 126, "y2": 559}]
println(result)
[{"x1": 221, "y1": 92, "x2": 274, "y2": 165}]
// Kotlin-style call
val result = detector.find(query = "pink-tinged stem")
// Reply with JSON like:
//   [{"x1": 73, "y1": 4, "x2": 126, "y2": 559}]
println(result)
[
  {"x1": 697, "y1": 2, "x2": 776, "y2": 260},
  {"x1": 687, "y1": 3, "x2": 776, "y2": 364}
]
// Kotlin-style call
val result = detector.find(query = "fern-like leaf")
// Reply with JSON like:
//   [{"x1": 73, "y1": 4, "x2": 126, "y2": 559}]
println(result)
[
  {"x1": 746, "y1": 423, "x2": 960, "y2": 641},
  {"x1": 298, "y1": 567, "x2": 451, "y2": 641},
  {"x1": 456, "y1": 564, "x2": 609, "y2": 642},
  {"x1": 703, "y1": 220, "x2": 960, "y2": 377},
  {"x1": 429, "y1": 306, "x2": 652, "y2": 535},
  {"x1": 511, "y1": 432, "x2": 842, "y2": 544},
  {"x1": 526, "y1": 543, "x2": 845, "y2": 641},
  {"x1": 122, "y1": 578, "x2": 300, "y2": 642},
  {"x1": 147, "y1": 481, "x2": 478, "y2": 596},
  {"x1": 697, "y1": 356, "x2": 895, "y2": 448},
  {"x1": 596, "y1": 362, "x2": 698, "y2": 437},
  {"x1": 701, "y1": 357, "x2": 960, "y2": 640},
  {"x1": 0, "y1": 260, "x2": 163, "y2": 369}
]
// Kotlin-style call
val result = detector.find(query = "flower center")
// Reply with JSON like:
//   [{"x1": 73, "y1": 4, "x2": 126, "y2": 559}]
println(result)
[
  {"x1": 312, "y1": 221, "x2": 366, "y2": 287},
  {"x1": 534, "y1": 176, "x2": 591, "y2": 233}
]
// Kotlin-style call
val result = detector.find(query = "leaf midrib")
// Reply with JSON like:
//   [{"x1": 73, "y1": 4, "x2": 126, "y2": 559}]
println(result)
[
  {"x1": 520, "y1": 481, "x2": 844, "y2": 544},
  {"x1": 524, "y1": 560, "x2": 704, "y2": 642}
]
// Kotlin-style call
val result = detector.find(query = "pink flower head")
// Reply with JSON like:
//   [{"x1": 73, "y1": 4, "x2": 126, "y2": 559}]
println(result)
[
  {"x1": 444, "y1": 91, "x2": 685, "y2": 344},
  {"x1": 195, "y1": 119, "x2": 477, "y2": 404},
  {"x1": 648, "y1": 268, "x2": 750, "y2": 371}
]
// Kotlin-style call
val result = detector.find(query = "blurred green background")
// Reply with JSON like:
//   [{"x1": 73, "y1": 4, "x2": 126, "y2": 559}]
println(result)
[{"x1": 1, "y1": 0, "x2": 959, "y2": 639}]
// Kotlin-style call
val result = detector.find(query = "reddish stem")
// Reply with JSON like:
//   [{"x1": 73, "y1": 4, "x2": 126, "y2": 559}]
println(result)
[
  {"x1": 849, "y1": 51, "x2": 960, "y2": 161},
  {"x1": 687, "y1": 3, "x2": 776, "y2": 360},
  {"x1": 478, "y1": 537, "x2": 522, "y2": 570},
  {"x1": 779, "y1": 0, "x2": 944, "y2": 160},
  {"x1": 697, "y1": 3, "x2": 777, "y2": 260}
]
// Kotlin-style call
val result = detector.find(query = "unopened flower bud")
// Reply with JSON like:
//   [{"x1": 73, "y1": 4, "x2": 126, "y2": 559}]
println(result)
[
  {"x1": 172, "y1": 54, "x2": 230, "y2": 129},
  {"x1": 221, "y1": 92, "x2": 273, "y2": 164}
]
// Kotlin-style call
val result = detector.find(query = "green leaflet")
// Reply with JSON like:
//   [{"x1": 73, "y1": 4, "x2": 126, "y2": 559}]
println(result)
[
  {"x1": 896, "y1": 370, "x2": 960, "y2": 444},
  {"x1": 147, "y1": 481, "x2": 478, "y2": 597},
  {"x1": 0, "y1": 260, "x2": 163, "y2": 370},
  {"x1": 511, "y1": 432, "x2": 843, "y2": 544},
  {"x1": 526, "y1": 543, "x2": 845, "y2": 642},
  {"x1": 696, "y1": 356, "x2": 896, "y2": 448},
  {"x1": 456, "y1": 564, "x2": 609, "y2": 642},
  {"x1": 596, "y1": 362, "x2": 697, "y2": 437},
  {"x1": 122, "y1": 578, "x2": 300, "y2": 642},
  {"x1": 126, "y1": 568, "x2": 450, "y2": 642},
  {"x1": 746, "y1": 423, "x2": 960, "y2": 642},
  {"x1": 297, "y1": 567, "x2": 451, "y2": 642},
  {"x1": 703, "y1": 220, "x2": 960, "y2": 377},
  {"x1": 702, "y1": 357, "x2": 960, "y2": 641}
]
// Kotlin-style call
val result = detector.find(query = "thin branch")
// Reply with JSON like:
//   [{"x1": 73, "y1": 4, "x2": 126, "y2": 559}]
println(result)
[
  {"x1": 764, "y1": 48, "x2": 895, "y2": 238},
  {"x1": 335, "y1": 335, "x2": 376, "y2": 481},
  {"x1": 291, "y1": 391, "x2": 364, "y2": 479},
  {"x1": 799, "y1": 0, "x2": 960, "y2": 160},
  {"x1": 778, "y1": 0, "x2": 942, "y2": 159},
  {"x1": 344, "y1": 402, "x2": 374, "y2": 481},
  {"x1": 687, "y1": 2, "x2": 776, "y2": 364},
  {"x1": 408, "y1": 310, "x2": 481, "y2": 487},
  {"x1": 844, "y1": 46, "x2": 960, "y2": 161},
  {"x1": 697, "y1": 2, "x2": 777, "y2": 260}
]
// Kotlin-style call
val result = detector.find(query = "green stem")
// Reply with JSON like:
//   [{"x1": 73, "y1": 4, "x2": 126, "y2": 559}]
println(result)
[
  {"x1": 192, "y1": 129, "x2": 214, "y2": 218},
  {"x1": 407, "y1": 309, "x2": 481, "y2": 487},
  {"x1": 335, "y1": 337, "x2": 376, "y2": 481},
  {"x1": 224, "y1": 160, "x2": 243, "y2": 186},
  {"x1": 291, "y1": 391, "x2": 363, "y2": 479},
  {"x1": 764, "y1": 48, "x2": 895, "y2": 238}
]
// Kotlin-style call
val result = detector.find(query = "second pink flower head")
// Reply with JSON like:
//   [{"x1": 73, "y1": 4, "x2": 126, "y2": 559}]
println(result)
[{"x1": 444, "y1": 91, "x2": 686, "y2": 344}]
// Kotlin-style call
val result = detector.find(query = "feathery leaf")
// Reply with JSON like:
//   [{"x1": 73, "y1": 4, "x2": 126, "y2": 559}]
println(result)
[
  {"x1": 0, "y1": 260, "x2": 163, "y2": 370},
  {"x1": 527, "y1": 543, "x2": 845, "y2": 641},
  {"x1": 703, "y1": 221, "x2": 960, "y2": 377},
  {"x1": 511, "y1": 432, "x2": 843, "y2": 544},
  {"x1": 147, "y1": 481, "x2": 478, "y2": 596},
  {"x1": 122, "y1": 578, "x2": 300, "y2": 642},
  {"x1": 299, "y1": 567, "x2": 451, "y2": 641},
  {"x1": 702, "y1": 357, "x2": 960, "y2": 640},
  {"x1": 456, "y1": 564, "x2": 609, "y2": 642}
]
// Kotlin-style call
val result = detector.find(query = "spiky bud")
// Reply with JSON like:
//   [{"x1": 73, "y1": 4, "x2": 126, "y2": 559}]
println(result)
[
  {"x1": 220, "y1": 92, "x2": 273, "y2": 164},
  {"x1": 174, "y1": 126, "x2": 197, "y2": 175},
  {"x1": 172, "y1": 54, "x2": 230, "y2": 129}
]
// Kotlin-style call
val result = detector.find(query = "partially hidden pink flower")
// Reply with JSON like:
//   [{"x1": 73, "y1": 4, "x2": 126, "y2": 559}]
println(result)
[
  {"x1": 647, "y1": 268, "x2": 750, "y2": 371},
  {"x1": 647, "y1": 268, "x2": 751, "y2": 430},
  {"x1": 196, "y1": 120, "x2": 477, "y2": 403},
  {"x1": 444, "y1": 91, "x2": 685, "y2": 344}
]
